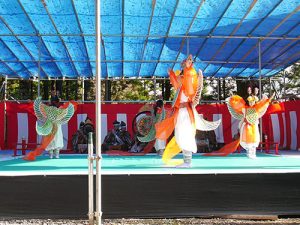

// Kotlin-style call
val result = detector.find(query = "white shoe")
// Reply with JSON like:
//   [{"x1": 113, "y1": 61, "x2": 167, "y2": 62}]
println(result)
[
  {"x1": 176, "y1": 162, "x2": 192, "y2": 168},
  {"x1": 49, "y1": 154, "x2": 53, "y2": 159},
  {"x1": 248, "y1": 154, "x2": 257, "y2": 159},
  {"x1": 55, "y1": 154, "x2": 60, "y2": 159}
]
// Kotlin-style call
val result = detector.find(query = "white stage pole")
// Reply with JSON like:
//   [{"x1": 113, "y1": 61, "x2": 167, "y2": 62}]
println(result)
[
  {"x1": 95, "y1": 0, "x2": 102, "y2": 224},
  {"x1": 88, "y1": 133, "x2": 94, "y2": 225}
]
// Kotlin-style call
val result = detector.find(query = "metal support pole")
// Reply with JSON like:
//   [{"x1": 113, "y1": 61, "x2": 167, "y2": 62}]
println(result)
[
  {"x1": 153, "y1": 77, "x2": 157, "y2": 101},
  {"x1": 269, "y1": 78, "x2": 272, "y2": 95},
  {"x1": 222, "y1": 78, "x2": 226, "y2": 100},
  {"x1": 217, "y1": 78, "x2": 220, "y2": 101},
  {"x1": 258, "y1": 40, "x2": 262, "y2": 100},
  {"x1": 283, "y1": 71, "x2": 286, "y2": 99},
  {"x1": 38, "y1": 35, "x2": 41, "y2": 97},
  {"x1": 187, "y1": 37, "x2": 189, "y2": 56},
  {"x1": 258, "y1": 39, "x2": 263, "y2": 141},
  {"x1": 82, "y1": 78, "x2": 85, "y2": 102},
  {"x1": 4, "y1": 75, "x2": 7, "y2": 149},
  {"x1": 4, "y1": 75, "x2": 7, "y2": 101},
  {"x1": 95, "y1": 0, "x2": 102, "y2": 224},
  {"x1": 88, "y1": 132, "x2": 94, "y2": 225}
]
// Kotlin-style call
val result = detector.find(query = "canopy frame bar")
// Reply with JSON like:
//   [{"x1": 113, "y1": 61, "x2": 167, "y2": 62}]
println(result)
[
  {"x1": 121, "y1": 0, "x2": 125, "y2": 79},
  {"x1": 43, "y1": 2, "x2": 80, "y2": 78},
  {"x1": 170, "y1": 0, "x2": 205, "y2": 71},
  {"x1": 99, "y1": 35, "x2": 109, "y2": 80},
  {"x1": 235, "y1": 5, "x2": 300, "y2": 78},
  {"x1": 150, "y1": 0, "x2": 180, "y2": 77},
  {"x1": 248, "y1": 29, "x2": 300, "y2": 78},
  {"x1": 264, "y1": 51, "x2": 300, "y2": 77},
  {"x1": 136, "y1": 0, "x2": 156, "y2": 79},
  {"x1": 70, "y1": 0, "x2": 94, "y2": 77},
  {"x1": 0, "y1": 15, "x2": 39, "y2": 79},
  {"x1": 195, "y1": 0, "x2": 234, "y2": 68},
  {"x1": 101, "y1": 34, "x2": 300, "y2": 40},
  {"x1": 216, "y1": 0, "x2": 284, "y2": 78},
  {"x1": 102, "y1": 59, "x2": 285, "y2": 65},
  {"x1": 16, "y1": 0, "x2": 57, "y2": 79},
  {"x1": 249, "y1": 40, "x2": 299, "y2": 78},
  {"x1": 206, "y1": 0, "x2": 258, "y2": 77}
]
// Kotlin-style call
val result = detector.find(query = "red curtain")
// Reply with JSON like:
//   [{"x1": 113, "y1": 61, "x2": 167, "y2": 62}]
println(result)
[{"x1": 2, "y1": 100, "x2": 300, "y2": 150}]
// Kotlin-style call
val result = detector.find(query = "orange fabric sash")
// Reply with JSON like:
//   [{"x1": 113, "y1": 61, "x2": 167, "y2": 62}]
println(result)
[
  {"x1": 23, "y1": 132, "x2": 56, "y2": 161},
  {"x1": 203, "y1": 139, "x2": 240, "y2": 156}
]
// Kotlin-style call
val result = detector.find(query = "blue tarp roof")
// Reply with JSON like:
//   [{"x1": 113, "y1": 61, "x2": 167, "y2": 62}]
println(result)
[{"x1": 0, "y1": 0, "x2": 299, "y2": 79}]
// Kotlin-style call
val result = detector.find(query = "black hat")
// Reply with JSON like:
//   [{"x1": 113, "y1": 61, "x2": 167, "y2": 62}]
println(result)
[
  {"x1": 120, "y1": 121, "x2": 126, "y2": 127},
  {"x1": 113, "y1": 120, "x2": 120, "y2": 125}
]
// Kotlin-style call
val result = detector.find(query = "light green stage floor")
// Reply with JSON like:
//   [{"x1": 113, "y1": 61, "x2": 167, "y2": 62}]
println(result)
[{"x1": 1, "y1": 153, "x2": 300, "y2": 176}]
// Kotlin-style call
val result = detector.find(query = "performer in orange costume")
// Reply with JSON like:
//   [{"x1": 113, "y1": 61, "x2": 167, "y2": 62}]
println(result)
[
  {"x1": 229, "y1": 93, "x2": 275, "y2": 158},
  {"x1": 205, "y1": 92, "x2": 275, "y2": 158},
  {"x1": 155, "y1": 55, "x2": 220, "y2": 167}
]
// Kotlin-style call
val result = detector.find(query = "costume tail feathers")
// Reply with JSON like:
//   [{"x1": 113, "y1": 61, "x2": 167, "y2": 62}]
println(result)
[
  {"x1": 203, "y1": 139, "x2": 240, "y2": 156},
  {"x1": 23, "y1": 134, "x2": 55, "y2": 161}
]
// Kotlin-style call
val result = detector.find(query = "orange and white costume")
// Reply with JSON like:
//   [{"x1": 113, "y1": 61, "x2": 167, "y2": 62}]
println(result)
[
  {"x1": 155, "y1": 55, "x2": 220, "y2": 166},
  {"x1": 226, "y1": 95, "x2": 272, "y2": 158}
]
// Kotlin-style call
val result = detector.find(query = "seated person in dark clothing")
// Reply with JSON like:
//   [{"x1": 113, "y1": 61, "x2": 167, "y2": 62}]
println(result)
[
  {"x1": 206, "y1": 130, "x2": 218, "y2": 151},
  {"x1": 102, "y1": 120, "x2": 125, "y2": 152},
  {"x1": 72, "y1": 122, "x2": 87, "y2": 153},
  {"x1": 128, "y1": 134, "x2": 149, "y2": 153},
  {"x1": 83, "y1": 117, "x2": 95, "y2": 135},
  {"x1": 72, "y1": 117, "x2": 95, "y2": 153},
  {"x1": 50, "y1": 89, "x2": 60, "y2": 107},
  {"x1": 195, "y1": 130, "x2": 210, "y2": 153},
  {"x1": 196, "y1": 130, "x2": 218, "y2": 153},
  {"x1": 119, "y1": 121, "x2": 133, "y2": 151}
]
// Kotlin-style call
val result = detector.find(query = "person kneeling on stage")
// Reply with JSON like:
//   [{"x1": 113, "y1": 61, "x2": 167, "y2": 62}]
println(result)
[
  {"x1": 102, "y1": 120, "x2": 126, "y2": 152},
  {"x1": 72, "y1": 122, "x2": 86, "y2": 153},
  {"x1": 119, "y1": 121, "x2": 133, "y2": 151}
]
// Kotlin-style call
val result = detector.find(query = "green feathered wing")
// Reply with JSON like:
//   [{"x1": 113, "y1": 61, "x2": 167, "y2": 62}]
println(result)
[{"x1": 34, "y1": 98, "x2": 75, "y2": 136}]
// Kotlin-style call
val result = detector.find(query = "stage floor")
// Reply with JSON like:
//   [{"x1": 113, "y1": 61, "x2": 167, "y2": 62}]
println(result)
[
  {"x1": 1, "y1": 151, "x2": 300, "y2": 176},
  {"x1": 2, "y1": 150, "x2": 300, "y2": 218}
]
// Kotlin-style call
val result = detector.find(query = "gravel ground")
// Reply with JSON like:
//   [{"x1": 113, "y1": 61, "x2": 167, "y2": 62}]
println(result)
[{"x1": 1, "y1": 218, "x2": 300, "y2": 225}]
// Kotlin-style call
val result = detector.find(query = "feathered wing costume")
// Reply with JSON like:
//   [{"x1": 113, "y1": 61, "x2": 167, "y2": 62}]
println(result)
[
  {"x1": 136, "y1": 105, "x2": 167, "y2": 154},
  {"x1": 23, "y1": 98, "x2": 76, "y2": 161},
  {"x1": 155, "y1": 58, "x2": 220, "y2": 166},
  {"x1": 204, "y1": 95, "x2": 271, "y2": 157}
]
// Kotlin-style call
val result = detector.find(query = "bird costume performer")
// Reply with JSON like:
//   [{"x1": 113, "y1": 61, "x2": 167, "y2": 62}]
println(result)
[
  {"x1": 136, "y1": 99, "x2": 167, "y2": 155},
  {"x1": 155, "y1": 55, "x2": 220, "y2": 167},
  {"x1": 23, "y1": 97, "x2": 76, "y2": 161},
  {"x1": 205, "y1": 93, "x2": 274, "y2": 158}
]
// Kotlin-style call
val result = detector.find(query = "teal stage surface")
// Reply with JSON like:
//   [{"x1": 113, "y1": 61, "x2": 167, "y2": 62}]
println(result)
[{"x1": 1, "y1": 152, "x2": 300, "y2": 176}]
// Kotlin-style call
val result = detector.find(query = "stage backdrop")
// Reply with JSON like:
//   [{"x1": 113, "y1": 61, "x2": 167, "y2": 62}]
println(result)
[{"x1": 3, "y1": 100, "x2": 300, "y2": 150}]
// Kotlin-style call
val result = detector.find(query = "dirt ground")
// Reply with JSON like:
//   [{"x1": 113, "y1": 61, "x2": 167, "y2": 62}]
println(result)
[{"x1": 1, "y1": 218, "x2": 300, "y2": 225}]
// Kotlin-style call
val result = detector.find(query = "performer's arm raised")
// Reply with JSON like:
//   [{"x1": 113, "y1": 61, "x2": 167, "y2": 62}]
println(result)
[{"x1": 168, "y1": 69, "x2": 180, "y2": 90}]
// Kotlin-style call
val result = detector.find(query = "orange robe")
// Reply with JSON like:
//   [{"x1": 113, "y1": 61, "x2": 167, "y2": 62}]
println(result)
[{"x1": 156, "y1": 66, "x2": 202, "y2": 165}]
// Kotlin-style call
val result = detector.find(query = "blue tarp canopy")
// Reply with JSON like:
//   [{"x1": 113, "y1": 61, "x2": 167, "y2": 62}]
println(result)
[{"x1": 0, "y1": 0, "x2": 299, "y2": 79}]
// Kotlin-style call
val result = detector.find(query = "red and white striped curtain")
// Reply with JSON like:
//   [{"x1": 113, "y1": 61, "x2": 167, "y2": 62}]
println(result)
[{"x1": 2, "y1": 100, "x2": 300, "y2": 151}]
